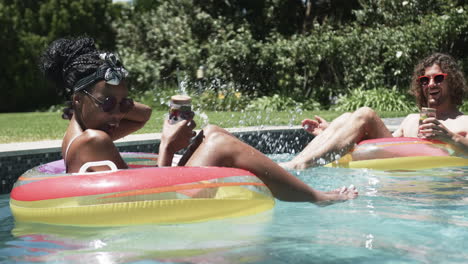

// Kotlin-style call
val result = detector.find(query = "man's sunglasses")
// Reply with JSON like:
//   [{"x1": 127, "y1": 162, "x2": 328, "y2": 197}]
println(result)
[
  {"x1": 82, "y1": 90, "x2": 134, "y2": 113},
  {"x1": 418, "y1": 73, "x2": 448, "y2": 86}
]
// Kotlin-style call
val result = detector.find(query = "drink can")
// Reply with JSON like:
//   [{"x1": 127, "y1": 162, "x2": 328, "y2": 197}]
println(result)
[{"x1": 169, "y1": 95, "x2": 193, "y2": 124}]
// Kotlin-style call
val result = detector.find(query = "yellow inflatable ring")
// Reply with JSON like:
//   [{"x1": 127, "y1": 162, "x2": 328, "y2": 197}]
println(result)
[
  {"x1": 10, "y1": 153, "x2": 275, "y2": 226},
  {"x1": 325, "y1": 137, "x2": 468, "y2": 170}
]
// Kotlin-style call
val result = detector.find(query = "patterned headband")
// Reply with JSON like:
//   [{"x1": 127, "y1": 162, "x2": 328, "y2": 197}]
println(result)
[{"x1": 72, "y1": 53, "x2": 129, "y2": 92}]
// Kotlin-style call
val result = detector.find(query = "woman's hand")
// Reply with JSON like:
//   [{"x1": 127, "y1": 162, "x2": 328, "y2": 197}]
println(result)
[
  {"x1": 302, "y1": 116, "x2": 329, "y2": 136},
  {"x1": 158, "y1": 119, "x2": 196, "y2": 167},
  {"x1": 161, "y1": 119, "x2": 197, "y2": 153}
]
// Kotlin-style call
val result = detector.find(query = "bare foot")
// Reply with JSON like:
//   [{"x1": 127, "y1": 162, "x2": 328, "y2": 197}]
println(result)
[
  {"x1": 278, "y1": 160, "x2": 311, "y2": 170},
  {"x1": 279, "y1": 156, "x2": 323, "y2": 169},
  {"x1": 324, "y1": 187, "x2": 345, "y2": 194},
  {"x1": 316, "y1": 185, "x2": 358, "y2": 206},
  {"x1": 302, "y1": 116, "x2": 329, "y2": 136}
]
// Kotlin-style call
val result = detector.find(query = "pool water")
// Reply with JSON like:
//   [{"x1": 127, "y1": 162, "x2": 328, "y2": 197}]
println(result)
[{"x1": 1, "y1": 154, "x2": 467, "y2": 264}]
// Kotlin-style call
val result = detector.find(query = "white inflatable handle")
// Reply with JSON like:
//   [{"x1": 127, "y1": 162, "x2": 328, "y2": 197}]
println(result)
[{"x1": 78, "y1": 160, "x2": 118, "y2": 173}]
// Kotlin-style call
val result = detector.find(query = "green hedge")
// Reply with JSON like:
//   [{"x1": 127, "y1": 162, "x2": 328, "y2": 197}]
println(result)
[
  {"x1": 2, "y1": 0, "x2": 468, "y2": 112},
  {"x1": 0, "y1": 0, "x2": 119, "y2": 112},
  {"x1": 116, "y1": 0, "x2": 468, "y2": 110}
]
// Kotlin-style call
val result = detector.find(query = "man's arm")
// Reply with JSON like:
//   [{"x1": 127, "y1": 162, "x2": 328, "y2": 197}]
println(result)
[
  {"x1": 448, "y1": 133, "x2": 468, "y2": 154},
  {"x1": 420, "y1": 117, "x2": 468, "y2": 155}
]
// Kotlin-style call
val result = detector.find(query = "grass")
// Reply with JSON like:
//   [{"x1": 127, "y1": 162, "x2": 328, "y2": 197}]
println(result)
[{"x1": 0, "y1": 110, "x2": 410, "y2": 143}]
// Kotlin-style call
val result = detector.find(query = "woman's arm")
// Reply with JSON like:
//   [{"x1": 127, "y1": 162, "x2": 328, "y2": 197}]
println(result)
[
  {"x1": 158, "y1": 119, "x2": 196, "y2": 167},
  {"x1": 449, "y1": 133, "x2": 468, "y2": 154},
  {"x1": 65, "y1": 129, "x2": 129, "y2": 173},
  {"x1": 111, "y1": 102, "x2": 152, "y2": 140}
]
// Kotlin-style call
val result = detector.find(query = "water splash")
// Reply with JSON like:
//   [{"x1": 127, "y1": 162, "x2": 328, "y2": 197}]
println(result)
[
  {"x1": 176, "y1": 68, "x2": 189, "y2": 95},
  {"x1": 178, "y1": 76, "x2": 190, "y2": 95},
  {"x1": 196, "y1": 111, "x2": 209, "y2": 129}
]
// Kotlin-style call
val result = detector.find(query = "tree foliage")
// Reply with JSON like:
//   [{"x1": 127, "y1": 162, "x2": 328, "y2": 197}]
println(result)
[
  {"x1": 2, "y1": 0, "x2": 468, "y2": 112},
  {"x1": 115, "y1": 0, "x2": 468, "y2": 109},
  {"x1": 0, "y1": 0, "x2": 119, "y2": 112}
]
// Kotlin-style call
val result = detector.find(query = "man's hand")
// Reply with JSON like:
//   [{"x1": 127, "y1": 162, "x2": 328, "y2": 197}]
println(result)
[
  {"x1": 418, "y1": 117, "x2": 454, "y2": 141},
  {"x1": 302, "y1": 116, "x2": 329, "y2": 136}
]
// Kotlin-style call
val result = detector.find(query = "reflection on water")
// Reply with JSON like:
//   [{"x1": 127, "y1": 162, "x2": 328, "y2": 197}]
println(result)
[
  {"x1": 1, "y1": 160, "x2": 467, "y2": 264},
  {"x1": 7, "y1": 210, "x2": 274, "y2": 264}
]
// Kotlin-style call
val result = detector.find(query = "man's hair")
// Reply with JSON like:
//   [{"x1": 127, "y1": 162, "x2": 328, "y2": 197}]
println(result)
[{"x1": 410, "y1": 53, "x2": 467, "y2": 109}]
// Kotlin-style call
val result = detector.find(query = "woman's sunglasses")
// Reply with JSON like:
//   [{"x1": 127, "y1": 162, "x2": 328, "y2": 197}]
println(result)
[
  {"x1": 82, "y1": 90, "x2": 134, "y2": 113},
  {"x1": 418, "y1": 73, "x2": 448, "y2": 86}
]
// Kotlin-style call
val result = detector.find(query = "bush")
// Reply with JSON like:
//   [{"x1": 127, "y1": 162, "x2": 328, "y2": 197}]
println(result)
[
  {"x1": 114, "y1": 0, "x2": 468, "y2": 110},
  {"x1": 333, "y1": 87, "x2": 417, "y2": 112},
  {"x1": 114, "y1": 0, "x2": 205, "y2": 93},
  {"x1": 129, "y1": 83, "x2": 181, "y2": 111},
  {"x1": 0, "y1": 0, "x2": 119, "y2": 112},
  {"x1": 3, "y1": 0, "x2": 468, "y2": 112},
  {"x1": 246, "y1": 94, "x2": 321, "y2": 111},
  {"x1": 129, "y1": 80, "x2": 252, "y2": 112},
  {"x1": 193, "y1": 87, "x2": 250, "y2": 111},
  {"x1": 461, "y1": 100, "x2": 468, "y2": 112}
]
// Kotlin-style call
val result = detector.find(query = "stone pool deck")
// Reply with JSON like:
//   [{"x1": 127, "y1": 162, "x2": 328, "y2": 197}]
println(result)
[{"x1": 0, "y1": 118, "x2": 403, "y2": 194}]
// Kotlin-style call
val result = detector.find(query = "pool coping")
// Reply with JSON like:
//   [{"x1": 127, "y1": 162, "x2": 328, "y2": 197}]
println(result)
[
  {"x1": 0, "y1": 121, "x2": 402, "y2": 156},
  {"x1": 0, "y1": 119, "x2": 402, "y2": 194},
  {"x1": 0, "y1": 125, "x2": 302, "y2": 156}
]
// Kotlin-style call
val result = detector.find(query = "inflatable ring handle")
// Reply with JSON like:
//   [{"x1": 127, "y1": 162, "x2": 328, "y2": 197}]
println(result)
[{"x1": 78, "y1": 160, "x2": 118, "y2": 173}]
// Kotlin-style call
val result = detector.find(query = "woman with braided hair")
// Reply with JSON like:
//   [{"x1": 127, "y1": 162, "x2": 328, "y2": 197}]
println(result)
[
  {"x1": 41, "y1": 37, "x2": 152, "y2": 173},
  {"x1": 40, "y1": 36, "x2": 357, "y2": 204}
]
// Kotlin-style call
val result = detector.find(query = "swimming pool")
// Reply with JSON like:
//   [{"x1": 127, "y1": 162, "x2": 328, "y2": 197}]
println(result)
[{"x1": 1, "y1": 154, "x2": 467, "y2": 264}]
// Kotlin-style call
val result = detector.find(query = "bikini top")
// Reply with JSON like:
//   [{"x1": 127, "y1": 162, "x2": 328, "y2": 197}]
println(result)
[{"x1": 63, "y1": 134, "x2": 81, "y2": 163}]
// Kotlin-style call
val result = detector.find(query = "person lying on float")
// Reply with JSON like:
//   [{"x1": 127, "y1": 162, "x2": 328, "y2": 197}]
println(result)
[{"x1": 281, "y1": 53, "x2": 468, "y2": 170}]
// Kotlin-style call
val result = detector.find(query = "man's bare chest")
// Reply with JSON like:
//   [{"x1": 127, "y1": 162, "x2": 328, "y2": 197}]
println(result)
[{"x1": 402, "y1": 116, "x2": 468, "y2": 138}]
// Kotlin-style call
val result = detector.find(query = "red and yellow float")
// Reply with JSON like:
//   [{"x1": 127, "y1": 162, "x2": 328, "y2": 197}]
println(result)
[
  {"x1": 10, "y1": 153, "x2": 274, "y2": 226},
  {"x1": 326, "y1": 137, "x2": 468, "y2": 170}
]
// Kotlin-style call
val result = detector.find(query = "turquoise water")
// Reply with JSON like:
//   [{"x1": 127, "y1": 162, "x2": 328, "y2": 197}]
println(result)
[{"x1": 1, "y1": 155, "x2": 467, "y2": 264}]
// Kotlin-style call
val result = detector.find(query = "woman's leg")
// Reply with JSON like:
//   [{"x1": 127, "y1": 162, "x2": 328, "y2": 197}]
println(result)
[
  {"x1": 186, "y1": 125, "x2": 358, "y2": 204},
  {"x1": 281, "y1": 107, "x2": 393, "y2": 169}
]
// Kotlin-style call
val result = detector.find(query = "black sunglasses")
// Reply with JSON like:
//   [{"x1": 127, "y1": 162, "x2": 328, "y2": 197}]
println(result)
[
  {"x1": 418, "y1": 73, "x2": 448, "y2": 86},
  {"x1": 82, "y1": 90, "x2": 134, "y2": 113}
]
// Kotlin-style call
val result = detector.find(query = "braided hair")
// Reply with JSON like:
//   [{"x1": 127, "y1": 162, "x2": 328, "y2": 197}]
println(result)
[{"x1": 40, "y1": 37, "x2": 103, "y2": 119}]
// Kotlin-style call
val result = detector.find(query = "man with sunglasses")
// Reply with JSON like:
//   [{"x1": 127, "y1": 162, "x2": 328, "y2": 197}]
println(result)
[{"x1": 281, "y1": 53, "x2": 468, "y2": 169}]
